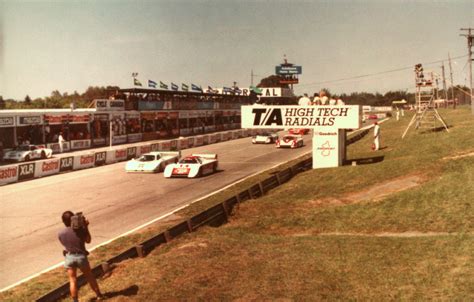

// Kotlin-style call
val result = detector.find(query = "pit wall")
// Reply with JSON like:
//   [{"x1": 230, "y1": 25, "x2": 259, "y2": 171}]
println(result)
[{"x1": 0, "y1": 129, "x2": 255, "y2": 186}]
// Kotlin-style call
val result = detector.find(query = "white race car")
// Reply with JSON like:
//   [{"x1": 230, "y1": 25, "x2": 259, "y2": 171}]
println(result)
[
  {"x1": 164, "y1": 153, "x2": 218, "y2": 178},
  {"x1": 125, "y1": 151, "x2": 180, "y2": 173},
  {"x1": 252, "y1": 132, "x2": 279, "y2": 144},
  {"x1": 3, "y1": 145, "x2": 53, "y2": 162},
  {"x1": 276, "y1": 135, "x2": 304, "y2": 149}
]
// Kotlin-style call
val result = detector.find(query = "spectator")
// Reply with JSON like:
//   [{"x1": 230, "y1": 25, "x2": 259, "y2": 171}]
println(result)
[
  {"x1": 298, "y1": 93, "x2": 311, "y2": 106},
  {"x1": 58, "y1": 132, "x2": 65, "y2": 153},
  {"x1": 336, "y1": 98, "x2": 345, "y2": 105},
  {"x1": 329, "y1": 98, "x2": 337, "y2": 105}
]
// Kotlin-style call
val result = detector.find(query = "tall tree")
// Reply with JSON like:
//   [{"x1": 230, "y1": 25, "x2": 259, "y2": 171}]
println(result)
[
  {"x1": 0, "y1": 96, "x2": 5, "y2": 109},
  {"x1": 257, "y1": 75, "x2": 289, "y2": 88},
  {"x1": 24, "y1": 95, "x2": 32, "y2": 104}
]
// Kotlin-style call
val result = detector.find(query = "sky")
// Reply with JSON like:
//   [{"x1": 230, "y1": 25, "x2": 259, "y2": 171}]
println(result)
[{"x1": 1, "y1": 0, "x2": 473, "y2": 100}]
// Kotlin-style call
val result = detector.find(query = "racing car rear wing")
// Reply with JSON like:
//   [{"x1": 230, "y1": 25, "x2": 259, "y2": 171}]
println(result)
[
  {"x1": 191, "y1": 153, "x2": 218, "y2": 160},
  {"x1": 159, "y1": 151, "x2": 181, "y2": 158}
]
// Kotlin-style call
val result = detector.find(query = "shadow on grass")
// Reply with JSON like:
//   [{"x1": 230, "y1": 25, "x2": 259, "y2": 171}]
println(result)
[
  {"x1": 346, "y1": 155, "x2": 385, "y2": 165},
  {"x1": 90, "y1": 285, "x2": 139, "y2": 301}
]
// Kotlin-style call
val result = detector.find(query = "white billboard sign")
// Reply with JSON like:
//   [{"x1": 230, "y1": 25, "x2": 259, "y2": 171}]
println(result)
[{"x1": 241, "y1": 105, "x2": 361, "y2": 129}]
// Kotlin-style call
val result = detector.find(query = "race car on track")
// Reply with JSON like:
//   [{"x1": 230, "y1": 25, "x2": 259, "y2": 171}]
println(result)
[
  {"x1": 164, "y1": 153, "x2": 218, "y2": 178},
  {"x1": 125, "y1": 151, "x2": 180, "y2": 173},
  {"x1": 289, "y1": 128, "x2": 310, "y2": 135},
  {"x1": 252, "y1": 132, "x2": 279, "y2": 144},
  {"x1": 2, "y1": 145, "x2": 53, "y2": 162},
  {"x1": 276, "y1": 135, "x2": 304, "y2": 149}
]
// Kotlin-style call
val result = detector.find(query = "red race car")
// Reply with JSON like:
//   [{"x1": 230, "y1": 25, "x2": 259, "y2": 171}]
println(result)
[{"x1": 288, "y1": 128, "x2": 310, "y2": 135}]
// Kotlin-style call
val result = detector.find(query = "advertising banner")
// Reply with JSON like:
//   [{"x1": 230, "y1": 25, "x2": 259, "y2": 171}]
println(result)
[
  {"x1": 92, "y1": 138, "x2": 107, "y2": 146},
  {"x1": 193, "y1": 127, "x2": 203, "y2": 134},
  {"x1": 210, "y1": 134, "x2": 218, "y2": 144},
  {"x1": 95, "y1": 99, "x2": 125, "y2": 111},
  {"x1": 0, "y1": 116, "x2": 15, "y2": 128},
  {"x1": 138, "y1": 101, "x2": 164, "y2": 111},
  {"x1": 150, "y1": 143, "x2": 160, "y2": 152},
  {"x1": 112, "y1": 135, "x2": 127, "y2": 145},
  {"x1": 36, "y1": 159, "x2": 60, "y2": 177},
  {"x1": 139, "y1": 144, "x2": 151, "y2": 155},
  {"x1": 74, "y1": 154, "x2": 95, "y2": 170},
  {"x1": 94, "y1": 151, "x2": 107, "y2": 166},
  {"x1": 127, "y1": 147, "x2": 137, "y2": 160},
  {"x1": 70, "y1": 139, "x2": 91, "y2": 150},
  {"x1": 179, "y1": 128, "x2": 190, "y2": 136},
  {"x1": 170, "y1": 139, "x2": 178, "y2": 151},
  {"x1": 160, "y1": 141, "x2": 171, "y2": 151},
  {"x1": 205, "y1": 125, "x2": 215, "y2": 132},
  {"x1": 17, "y1": 115, "x2": 42, "y2": 126},
  {"x1": 221, "y1": 132, "x2": 230, "y2": 141},
  {"x1": 47, "y1": 142, "x2": 71, "y2": 154},
  {"x1": 127, "y1": 133, "x2": 142, "y2": 143},
  {"x1": 0, "y1": 165, "x2": 18, "y2": 185},
  {"x1": 203, "y1": 135, "x2": 209, "y2": 145},
  {"x1": 187, "y1": 137, "x2": 194, "y2": 148},
  {"x1": 59, "y1": 156, "x2": 74, "y2": 172},
  {"x1": 241, "y1": 105, "x2": 361, "y2": 129},
  {"x1": 177, "y1": 138, "x2": 187, "y2": 150},
  {"x1": 18, "y1": 162, "x2": 36, "y2": 181},
  {"x1": 312, "y1": 129, "x2": 341, "y2": 169},
  {"x1": 194, "y1": 136, "x2": 204, "y2": 146},
  {"x1": 69, "y1": 114, "x2": 90, "y2": 124}
]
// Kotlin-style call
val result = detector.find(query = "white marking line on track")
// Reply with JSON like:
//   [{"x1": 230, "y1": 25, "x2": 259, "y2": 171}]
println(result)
[{"x1": 0, "y1": 155, "x2": 298, "y2": 293}]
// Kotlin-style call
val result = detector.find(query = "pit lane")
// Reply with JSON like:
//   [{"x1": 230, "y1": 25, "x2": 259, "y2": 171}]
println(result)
[{"x1": 0, "y1": 134, "x2": 312, "y2": 289}]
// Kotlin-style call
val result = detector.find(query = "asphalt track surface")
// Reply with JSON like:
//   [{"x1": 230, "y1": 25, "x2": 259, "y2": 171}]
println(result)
[{"x1": 0, "y1": 134, "x2": 312, "y2": 289}]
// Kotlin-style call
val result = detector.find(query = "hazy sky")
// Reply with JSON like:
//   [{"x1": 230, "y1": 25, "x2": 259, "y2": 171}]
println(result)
[{"x1": 1, "y1": 0, "x2": 473, "y2": 100}]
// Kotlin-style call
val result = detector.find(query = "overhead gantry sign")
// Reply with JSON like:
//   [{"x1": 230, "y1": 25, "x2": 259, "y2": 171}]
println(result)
[{"x1": 241, "y1": 105, "x2": 362, "y2": 169}]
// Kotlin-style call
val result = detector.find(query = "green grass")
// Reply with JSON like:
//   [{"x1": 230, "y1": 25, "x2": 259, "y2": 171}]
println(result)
[{"x1": 1, "y1": 106, "x2": 473, "y2": 301}]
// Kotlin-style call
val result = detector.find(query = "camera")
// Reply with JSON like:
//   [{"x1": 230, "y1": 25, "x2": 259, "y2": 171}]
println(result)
[{"x1": 71, "y1": 212, "x2": 87, "y2": 230}]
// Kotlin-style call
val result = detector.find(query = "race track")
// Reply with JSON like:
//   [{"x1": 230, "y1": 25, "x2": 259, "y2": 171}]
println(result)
[{"x1": 0, "y1": 134, "x2": 312, "y2": 289}]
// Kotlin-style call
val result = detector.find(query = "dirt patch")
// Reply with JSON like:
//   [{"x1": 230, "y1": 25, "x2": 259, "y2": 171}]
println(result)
[
  {"x1": 316, "y1": 231, "x2": 455, "y2": 238},
  {"x1": 309, "y1": 174, "x2": 424, "y2": 206},
  {"x1": 177, "y1": 241, "x2": 208, "y2": 250}
]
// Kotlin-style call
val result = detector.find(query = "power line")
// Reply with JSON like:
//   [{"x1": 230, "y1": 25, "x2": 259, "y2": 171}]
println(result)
[{"x1": 298, "y1": 54, "x2": 468, "y2": 88}]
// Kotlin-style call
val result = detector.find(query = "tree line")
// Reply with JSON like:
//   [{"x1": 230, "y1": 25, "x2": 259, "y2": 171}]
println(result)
[{"x1": 0, "y1": 78, "x2": 471, "y2": 109}]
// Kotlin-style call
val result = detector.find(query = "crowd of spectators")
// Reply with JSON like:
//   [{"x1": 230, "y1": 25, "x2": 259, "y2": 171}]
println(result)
[{"x1": 298, "y1": 90, "x2": 345, "y2": 106}]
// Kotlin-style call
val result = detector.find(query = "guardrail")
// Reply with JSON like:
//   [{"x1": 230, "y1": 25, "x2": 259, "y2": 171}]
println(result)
[{"x1": 35, "y1": 129, "x2": 370, "y2": 301}]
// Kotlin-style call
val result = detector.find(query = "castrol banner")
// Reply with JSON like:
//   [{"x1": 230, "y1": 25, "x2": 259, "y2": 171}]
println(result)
[
  {"x1": 35, "y1": 159, "x2": 60, "y2": 177},
  {"x1": 0, "y1": 165, "x2": 18, "y2": 185},
  {"x1": 114, "y1": 149, "x2": 127, "y2": 161},
  {"x1": 47, "y1": 142, "x2": 70, "y2": 154},
  {"x1": 139, "y1": 144, "x2": 151, "y2": 156},
  {"x1": 231, "y1": 130, "x2": 240, "y2": 139},
  {"x1": 74, "y1": 154, "x2": 95, "y2": 170}
]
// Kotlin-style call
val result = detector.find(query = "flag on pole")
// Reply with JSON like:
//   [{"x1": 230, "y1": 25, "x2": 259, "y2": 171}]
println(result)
[
  {"x1": 250, "y1": 85, "x2": 263, "y2": 94},
  {"x1": 191, "y1": 84, "x2": 202, "y2": 92},
  {"x1": 233, "y1": 87, "x2": 242, "y2": 94},
  {"x1": 160, "y1": 81, "x2": 168, "y2": 89},
  {"x1": 171, "y1": 83, "x2": 179, "y2": 91},
  {"x1": 134, "y1": 78, "x2": 142, "y2": 86},
  {"x1": 182, "y1": 83, "x2": 189, "y2": 91},
  {"x1": 223, "y1": 87, "x2": 233, "y2": 94},
  {"x1": 148, "y1": 80, "x2": 157, "y2": 88},
  {"x1": 207, "y1": 86, "x2": 218, "y2": 94}
]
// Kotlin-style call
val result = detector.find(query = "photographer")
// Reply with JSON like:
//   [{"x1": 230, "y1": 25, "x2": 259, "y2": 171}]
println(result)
[{"x1": 58, "y1": 211, "x2": 104, "y2": 301}]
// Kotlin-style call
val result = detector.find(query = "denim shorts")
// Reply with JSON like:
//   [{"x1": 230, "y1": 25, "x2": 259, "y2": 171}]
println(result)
[{"x1": 64, "y1": 253, "x2": 89, "y2": 269}]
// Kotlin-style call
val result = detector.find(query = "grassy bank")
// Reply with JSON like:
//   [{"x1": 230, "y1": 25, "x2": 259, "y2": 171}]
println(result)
[{"x1": 1, "y1": 107, "x2": 473, "y2": 301}]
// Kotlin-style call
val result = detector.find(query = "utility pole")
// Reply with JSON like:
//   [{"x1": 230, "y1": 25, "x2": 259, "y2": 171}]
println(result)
[
  {"x1": 448, "y1": 53, "x2": 455, "y2": 109},
  {"x1": 460, "y1": 28, "x2": 473, "y2": 114},
  {"x1": 441, "y1": 62, "x2": 448, "y2": 108}
]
